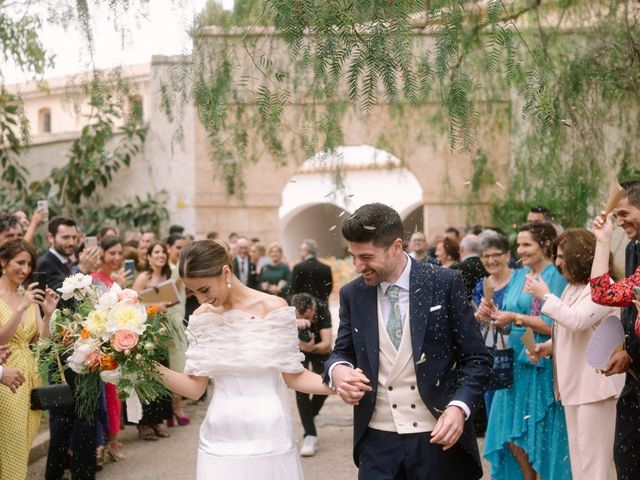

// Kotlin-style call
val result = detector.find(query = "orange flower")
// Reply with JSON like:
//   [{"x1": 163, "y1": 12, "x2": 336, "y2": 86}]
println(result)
[
  {"x1": 80, "y1": 328, "x2": 91, "y2": 340},
  {"x1": 100, "y1": 355, "x2": 118, "y2": 371},
  {"x1": 147, "y1": 305, "x2": 161, "y2": 316}
]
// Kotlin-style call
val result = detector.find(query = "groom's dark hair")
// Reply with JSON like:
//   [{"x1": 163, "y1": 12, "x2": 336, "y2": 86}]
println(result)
[{"x1": 342, "y1": 203, "x2": 404, "y2": 248}]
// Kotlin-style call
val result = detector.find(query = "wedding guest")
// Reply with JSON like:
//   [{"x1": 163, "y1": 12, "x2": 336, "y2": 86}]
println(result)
[
  {"x1": 40, "y1": 217, "x2": 101, "y2": 480},
  {"x1": 473, "y1": 234, "x2": 514, "y2": 416},
  {"x1": 14, "y1": 207, "x2": 46, "y2": 245},
  {"x1": 407, "y1": 231, "x2": 429, "y2": 262},
  {"x1": 97, "y1": 226, "x2": 119, "y2": 242},
  {"x1": 90, "y1": 236, "x2": 129, "y2": 463},
  {"x1": 250, "y1": 242, "x2": 269, "y2": 274},
  {"x1": 0, "y1": 239, "x2": 59, "y2": 479},
  {"x1": 137, "y1": 230, "x2": 157, "y2": 270},
  {"x1": 132, "y1": 242, "x2": 173, "y2": 440},
  {"x1": 590, "y1": 179, "x2": 640, "y2": 479},
  {"x1": 0, "y1": 214, "x2": 22, "y2": 245},
  {"x1": 232, "y1": 237, "x2": 258, "y2": 288},
  {"x1": 291, "y1": 293, "x2": 332, "y2": 457},
  {"x1": 526, "y1": 228, "x2": 623, "y2": 479},
  {"x1": 484, "y1": 222, "x2": 571, "y2": 480},
  {"x1": 166, "y1": 234, "x2": 190, "y2": 427},
  {"x1": 156, "y1": 240, "x2": 333, "y2": 478},
  {"x1": 435, "y1": 236, "x2": 460, "y2": 268},
  {"x1": 259, "y1": 242, "x2": 290, "y2": 298},
  {"x1": 451, "y1": 234, "x2": 488, "y2": 299}
]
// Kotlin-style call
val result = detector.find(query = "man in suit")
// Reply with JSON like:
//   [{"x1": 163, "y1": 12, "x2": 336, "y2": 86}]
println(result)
[
  {"x1": 232, "y1": 237, "x2": 258, "y2": 288},
  {"x1": 289, "y1": 238, "x2": 333, "y2": 303},
  {"x1": 39, "y1": 217, "x2": 101, "y2": 480},
  {"x1": 593, "y1": 180, "x2": 640, "y2": 479},
  {"x1": 451, "y1": 234, "x2": 488, "y2": 300},
  {"x1": 325, "y1": 203, "x2": 492, "y2": 480}
]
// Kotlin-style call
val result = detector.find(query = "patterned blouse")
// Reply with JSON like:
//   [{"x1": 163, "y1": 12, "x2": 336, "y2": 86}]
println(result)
[{"x1": 590, "y1": 266, "x2": 640, "y2": 335}]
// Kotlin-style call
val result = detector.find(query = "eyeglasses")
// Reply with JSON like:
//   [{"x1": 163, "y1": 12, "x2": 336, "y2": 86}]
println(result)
[{"x1": 481, "y1": 252, "x2": 507, "y2": 260}]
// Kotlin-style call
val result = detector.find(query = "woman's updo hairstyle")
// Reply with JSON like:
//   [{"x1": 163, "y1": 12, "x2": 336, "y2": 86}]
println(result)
[
  {"x1": 178, "y1": 240, "x2": 233, "y2": 279},
  {"x1": 517, "y1": 222, "x2": 558, "y2": 259}
]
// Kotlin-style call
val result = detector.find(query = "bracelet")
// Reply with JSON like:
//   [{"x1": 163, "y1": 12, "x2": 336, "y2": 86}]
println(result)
[{"x1": 514, "y1": 314, "x2": 524, "y2": 326}]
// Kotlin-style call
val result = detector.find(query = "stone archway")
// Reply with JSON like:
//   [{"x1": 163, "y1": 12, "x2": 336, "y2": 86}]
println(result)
[
  {"x1": 402, "y1": 202, "x2": 425, "y2": 241},
  {"x1": 280, "y1": 145, "x2": 424, "y2": 260}
]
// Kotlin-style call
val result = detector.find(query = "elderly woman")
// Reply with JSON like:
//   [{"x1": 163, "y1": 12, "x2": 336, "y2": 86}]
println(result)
[
  {"x1": 484, "y1": 223, "x2": 571, "y2": 480},
  {"x1": 473, "y1": 234, "x2": 513, "y2": 416},
  {"x1": 258, "y1": 242, "x2": 291, "y2": 298},
  {"x1": 526, "y1": 228, "x2": 623, "y2": 480}
]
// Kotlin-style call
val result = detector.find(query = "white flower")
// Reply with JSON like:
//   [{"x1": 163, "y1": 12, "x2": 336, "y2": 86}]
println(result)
[
  {"x1": 57, "y1": 273, "x2": 94, "y2": 301},
  {"x1": 67, "y1": 338, "x2": 98, "y2": 374},
  {"x1": 106, "y1": 301, "x2": 147, "y2": 335},
  {"x1": 96, "y1": 283, "x2": 122, "y2": 312},
  {"x1": 100, "y1": 367, "x2": 121, "y2": 384},
  {"x1": 83, "y1": 310, "x2": 109, "y2": 340}
]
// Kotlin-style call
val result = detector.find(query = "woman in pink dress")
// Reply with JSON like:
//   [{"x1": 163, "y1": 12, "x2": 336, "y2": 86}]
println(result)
[{"x1": 91, "y1": 235, "x2": 130, "y2": 463}]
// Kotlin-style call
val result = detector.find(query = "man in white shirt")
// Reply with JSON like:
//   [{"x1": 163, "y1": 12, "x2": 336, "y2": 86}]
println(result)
[{"x1": 325, "y1": 203, "x2": 491, "y2": 480}]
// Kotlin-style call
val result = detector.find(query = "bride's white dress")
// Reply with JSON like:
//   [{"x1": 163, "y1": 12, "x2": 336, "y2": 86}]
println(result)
[{"x1": 184, "y1": 306, "x2": 306, "y2": 480}]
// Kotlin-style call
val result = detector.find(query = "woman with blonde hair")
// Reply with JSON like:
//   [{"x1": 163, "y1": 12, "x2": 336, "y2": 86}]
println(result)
[{"x1": 258, "y1": 242, "x2": 291, "y2": 298}]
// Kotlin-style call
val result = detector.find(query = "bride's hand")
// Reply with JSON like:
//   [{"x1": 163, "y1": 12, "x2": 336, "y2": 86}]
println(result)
[{"x1": 193, "y1": 303, "x2": 218, "y2": 315}]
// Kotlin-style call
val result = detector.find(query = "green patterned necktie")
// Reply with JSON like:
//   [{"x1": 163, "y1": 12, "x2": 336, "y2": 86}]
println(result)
[{"x1": 386, "y1": 285, "x2": 403, "y2": 350}]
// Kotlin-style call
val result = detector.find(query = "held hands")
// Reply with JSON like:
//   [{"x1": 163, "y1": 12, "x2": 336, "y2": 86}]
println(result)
[
  {"x1": 524, "y1": 274, "x2": 550, "y2": 299},
  {"x1": 592, "y1": 212, "x2": 614, "y2": 243},
  {"x1": 430, "y1": 405, "x2": 465, "y2": 450},
  {"x1": 1, "y1": 367, "x2": 25, "y2": 393},
  {"x1": 525, "y1": 340, "x2": 553, "y2": 365},
  {"x1": 332, "y1": 365, "x2": 372, "y2": 406}
]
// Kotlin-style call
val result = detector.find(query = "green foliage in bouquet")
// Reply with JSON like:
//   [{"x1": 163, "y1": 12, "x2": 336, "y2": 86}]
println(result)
[{"x1": 35, "y1": 275, "x2": 185, "y2": 420}]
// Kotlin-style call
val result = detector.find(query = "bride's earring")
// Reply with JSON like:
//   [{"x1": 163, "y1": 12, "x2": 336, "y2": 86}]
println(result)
[{"x1": 226, "y1": 277, "x2": 232, "y2": 289}]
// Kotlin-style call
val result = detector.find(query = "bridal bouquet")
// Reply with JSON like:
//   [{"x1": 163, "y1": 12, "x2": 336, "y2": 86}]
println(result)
[{"x1": 36, "y1": 273, "x2": 181, "y2": 419}]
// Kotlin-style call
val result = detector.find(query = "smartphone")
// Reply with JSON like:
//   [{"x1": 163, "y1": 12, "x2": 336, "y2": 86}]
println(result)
[
  {"x1": 633, "y1": 286, "x2": 640, "y2": 301},
  {"x1": 84, "y1": 236, "x2": 98, "y2": 249},
  {"x1": 124, "y1": 259, "x2": 136, "y2": 278},
  {"x1": 30, "y1": 271, "x2": 47, "y2": 291},
  {"x1": 37, "y1": 200, "x2": 49, "y2": 222}
]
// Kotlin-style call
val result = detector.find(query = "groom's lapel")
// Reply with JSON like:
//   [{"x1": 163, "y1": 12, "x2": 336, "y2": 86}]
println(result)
[
  {"x1": 409, "y1": 260, "x2": 433, "y2": 362},
  {"x1": 354, "y1": 281, "x2": 379, "y2": 377}
]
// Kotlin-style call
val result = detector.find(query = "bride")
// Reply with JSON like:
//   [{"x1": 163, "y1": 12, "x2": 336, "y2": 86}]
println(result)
[{"x1": 157, "y1": 240, "x2": 334, "y2": 480}]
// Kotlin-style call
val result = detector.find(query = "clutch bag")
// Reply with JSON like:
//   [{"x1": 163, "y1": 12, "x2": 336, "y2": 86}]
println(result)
[{"x1": 30, "y1": 383, "x2": 74, "y2": 410}]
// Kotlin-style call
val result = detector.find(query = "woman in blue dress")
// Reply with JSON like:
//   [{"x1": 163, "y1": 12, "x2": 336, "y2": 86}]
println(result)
[{"x1": 484, "y1": 223, "x2": 572, "y2": 480}]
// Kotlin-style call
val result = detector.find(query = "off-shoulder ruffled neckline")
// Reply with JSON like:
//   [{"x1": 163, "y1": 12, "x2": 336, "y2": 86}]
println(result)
[{"x1": 195, "y1": 305, "x2": 293, "y2": 320}]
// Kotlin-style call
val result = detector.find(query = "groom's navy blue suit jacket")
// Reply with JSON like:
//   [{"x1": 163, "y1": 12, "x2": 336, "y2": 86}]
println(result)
[{"x1": 325, "y1": 258, "x2": 492, "y2": 477}]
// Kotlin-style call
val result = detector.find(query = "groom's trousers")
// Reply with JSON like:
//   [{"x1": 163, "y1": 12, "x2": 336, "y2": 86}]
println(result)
[{"x1": 356, "y1": 428, "x2": 480, "y2": 480}]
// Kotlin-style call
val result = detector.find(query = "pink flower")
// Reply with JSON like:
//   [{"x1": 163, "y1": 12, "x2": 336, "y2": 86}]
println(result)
[
  {"x1": 86, "y1": 351, "x2": 101, "y2": 371},
  {"x1": 111, "y1": 330, "x2": 139, "y2": 352},
  {"x1": 117, "y1": 289, "x2": 139, "y2": 304}
]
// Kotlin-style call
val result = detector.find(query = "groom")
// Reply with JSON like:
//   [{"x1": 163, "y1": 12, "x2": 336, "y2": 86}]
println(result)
[{"x1": 325, "y1": 203, "x2": 491, "y2": 479}]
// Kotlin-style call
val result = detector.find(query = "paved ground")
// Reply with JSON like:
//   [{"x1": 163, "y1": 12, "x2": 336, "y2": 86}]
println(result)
[{"x1": 27, "y1": 390, "x2": 499, "y2": 479}]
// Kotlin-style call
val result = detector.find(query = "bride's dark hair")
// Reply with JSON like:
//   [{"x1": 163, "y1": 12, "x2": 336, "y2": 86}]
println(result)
[{"x1": 178, "y1": 240, "x2": 233, "y2": 279}]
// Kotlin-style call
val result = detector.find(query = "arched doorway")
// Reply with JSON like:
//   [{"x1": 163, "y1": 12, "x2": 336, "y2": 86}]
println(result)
[
  {"x1": 402, "y1": 203, "x2": 425, "y2": 241},
  {"x1": 280, "y1": 145, "x2": 424, "y2": 260}
]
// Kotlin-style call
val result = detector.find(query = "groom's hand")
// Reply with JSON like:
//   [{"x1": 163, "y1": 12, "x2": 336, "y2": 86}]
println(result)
[
  {"x1": 332, "y1": 365, "x2": 372, "y2": 405},
  {"x1": 430, "y1": 406, "x2": 465, "y2": 450}
]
